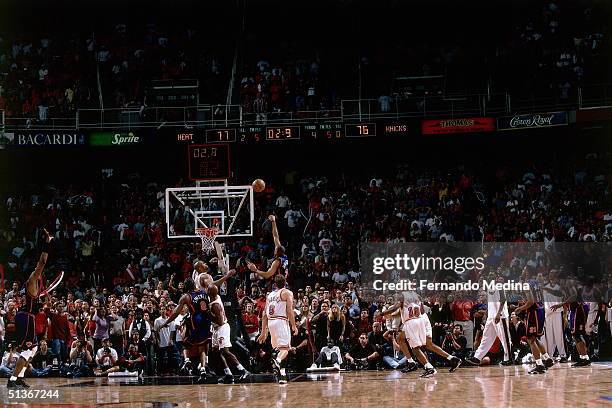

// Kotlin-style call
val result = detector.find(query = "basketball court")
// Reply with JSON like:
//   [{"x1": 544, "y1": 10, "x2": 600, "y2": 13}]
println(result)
[{"x1": 1, "y1": 364, "x2": 611, "y2": 407}]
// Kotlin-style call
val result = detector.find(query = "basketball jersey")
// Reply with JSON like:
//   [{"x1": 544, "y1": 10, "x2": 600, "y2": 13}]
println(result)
[
  {"x1": 209, "y1": 295, "x2": 228, "y2": 328},
  {"x1": 487, "y1": 289, "x2": 508, "y2": 318},
  {"x1": 186, "y1": 290, "x2": 212, "y2": 340},
  {"x1": 542, "y1": 283, "x2": 563, "y2": 310},
  {"x1": 266, "y1": 255, "x2": 290, "y2": 291},
  {"x1": 266, "y1": 288, "x2": 288, "y2": 319},
  {"x1": 400, "y1": 302, "x2": 423, "y2": 322}
]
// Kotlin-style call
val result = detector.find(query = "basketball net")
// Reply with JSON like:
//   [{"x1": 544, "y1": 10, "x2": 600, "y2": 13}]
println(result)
[{"x1": 196, "y1": 227, "x2": 219, "y2": 252}]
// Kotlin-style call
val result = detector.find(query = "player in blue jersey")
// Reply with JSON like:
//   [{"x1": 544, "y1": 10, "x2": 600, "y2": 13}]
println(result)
[
  {"x1": 514, "y1": 279, "x2": 554, "y2": 374},
  {"x1": 8, "y1": 229, "x2": 54, "y2": 389},
  {"x1": 247, "y1": 215, "x2": 289, "y2": 289},
  {"x1": 162, "y1": 277, "x2": 221, "y2": 383}
]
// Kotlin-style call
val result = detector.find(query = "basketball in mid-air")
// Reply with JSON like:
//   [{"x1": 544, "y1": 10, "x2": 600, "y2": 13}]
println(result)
[{"x1": 252, "y1": 178, "x2": 266, "y2": 193}]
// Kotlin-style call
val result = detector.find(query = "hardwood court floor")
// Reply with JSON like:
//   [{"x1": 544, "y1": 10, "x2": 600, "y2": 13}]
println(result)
[{"x1": 1, "y1": 363, "x2": 611, "y2": 408}]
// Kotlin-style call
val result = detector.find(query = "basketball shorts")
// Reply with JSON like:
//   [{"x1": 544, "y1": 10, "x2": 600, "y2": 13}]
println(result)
[
  {"x1": 268, "y1": 317, "x2": 291, "y2": 349},
  {"x1": 16, "y1": 311, "x2": 37, "y2": 350},
  {"x1": 569, "y1": 303, "x2": 588, "y2": 337},
  {"x1": 403, "y1": 315, "x2": 431, "y2": 348},
  {"x1": 526, "y1": 306, "x2": 545, "y2": 338},
  {"x1": 212, "y1": 322, "x2": 232, "y2": 349}
]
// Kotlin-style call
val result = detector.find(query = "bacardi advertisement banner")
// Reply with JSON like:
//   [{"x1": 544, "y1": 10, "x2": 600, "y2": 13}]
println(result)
[
  {"x1": 421, "y1": 117, "x2": 495, "y2": 134},
  {"x1": 15, "y1": 131, "x2": 87, "y2": 146},
  {"x1": 497, "y1": 111, "x2": 568, "y2": 131}
]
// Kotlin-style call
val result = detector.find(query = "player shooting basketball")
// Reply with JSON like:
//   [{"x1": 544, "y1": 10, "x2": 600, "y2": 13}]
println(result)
[
  {"x1": 246, "y1": 215, "x2": 289, "y2": 289},
  {"x1": 8, "y1": 229, "x2": 56, "y2": 389}
]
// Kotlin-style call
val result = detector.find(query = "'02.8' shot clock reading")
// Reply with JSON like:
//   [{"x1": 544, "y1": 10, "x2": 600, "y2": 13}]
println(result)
[{"x1": 265, "y1": 126, "x2": 300, "y2": 141}]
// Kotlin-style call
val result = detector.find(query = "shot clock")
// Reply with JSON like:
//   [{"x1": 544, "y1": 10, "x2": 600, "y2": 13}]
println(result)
[{"x1": 187, "y1": 144, "x2": 231, "y2": 180}]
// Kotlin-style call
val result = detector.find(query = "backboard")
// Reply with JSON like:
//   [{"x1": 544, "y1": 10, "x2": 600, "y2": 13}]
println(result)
[{"x1": 165, "y1": 182, "x2": 254, "y2": 239}]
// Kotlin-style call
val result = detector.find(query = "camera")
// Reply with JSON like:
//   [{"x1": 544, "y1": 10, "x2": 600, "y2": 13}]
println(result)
[{"x1": 104, "y1": 347, "x2": 111, "y2": 354}]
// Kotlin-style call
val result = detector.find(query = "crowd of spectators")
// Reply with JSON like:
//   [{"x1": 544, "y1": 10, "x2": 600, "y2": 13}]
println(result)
[
  {"x1": 2, "y1": 1, "x2": 607, "y2": 126},
  {"x1": 0, "y1": 151, "x2": 611, "y2": 378},
  {"x1": 0, "y1": 21, "x2": 229, "y2": 123}
]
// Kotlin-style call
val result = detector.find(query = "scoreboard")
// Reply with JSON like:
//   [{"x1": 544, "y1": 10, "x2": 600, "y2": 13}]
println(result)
[{"x1": 178, "y1": 122, "x2": 387, "y2": 144}]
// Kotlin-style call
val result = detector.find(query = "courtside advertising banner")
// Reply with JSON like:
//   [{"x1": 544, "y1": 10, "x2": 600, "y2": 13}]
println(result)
[
  {"x1": 421, "y1": 117, "x2": 496, "y2": 134},
  {"x1": 497, "y1": 111, "x2": 568, "y2": 131}
]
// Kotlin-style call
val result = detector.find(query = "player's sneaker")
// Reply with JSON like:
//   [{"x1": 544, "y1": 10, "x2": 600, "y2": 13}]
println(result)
[
  {"x1": 236, "y1": 369, "x2": 250, "y2": 382},
  {"x1": 544, "y1": 359, "x2": 554, "y2": 368},
  {"x1": 7, "y1": 379, "x2": 24, "y2": 389},
  {"x1": 558, "y1": 356, "x2": 568, "y2": 363},
  {"x1": 15, "y1": 378, "x2": 30, "y2": 388},
  {"x1": 571, "y1": 359, "x2": 591, "y2": 367},
  {"x1": 401, "y1": 362, "x2": 419, "y2": 373},
  {"x1": 309, "y1": 363, "x2": 318, "y2": 370},
  {"x1": 218, "y1": 374, "x2": 234, "y2": 384},
  {"x1": 499, "y1": 360, "x2": 513, "y2": 366},
  {"x1": 278, "y1": 374, "x2": 288, "y2": 384},
  {"x1": 449, "y1": 356, "x2": 462, "y2": 372},
  {"x1": 464, "y1": 356, "x2": 481, "y2": 366},
  {"x1": 197, "y1": 370, "x2": 218, "y2": 384},
  {"x1": 420, "y1": 368, "x2": 437, "y2": 378},
  {"x1": 528, "y1": 365, "x2": 547, "y2": 375},
  {"x1": 333, "y1": 363, "x2": 341, "y2": 370},
  {"x1": 271, "y1": 358, "x2": 282, "y2": 378},
  {"x1": 181, "y1": 360, "x2": 194, "y2": 375}
]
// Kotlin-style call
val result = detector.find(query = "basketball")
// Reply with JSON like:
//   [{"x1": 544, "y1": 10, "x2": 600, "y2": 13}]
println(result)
[{"x1": 252, "y1": 178, "x2": 266, "y2": 193}]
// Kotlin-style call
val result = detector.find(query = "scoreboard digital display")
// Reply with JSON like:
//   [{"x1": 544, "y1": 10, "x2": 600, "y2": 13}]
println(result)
[
  {"x1": 345, "y1": 123, "x2": 376, "y2": 137},
  {"x1": 266, "y1": 126, "x2": 300, "y2": 141},
  {"x1": 206, "y1": 128, "x2": 237, "y2": 143},
  {"x1": 187, "y1": 144, "x2": 231, "y2": 180},
  {"x1": 303, "y1": 123, "x2": 344, "y2": 139}
]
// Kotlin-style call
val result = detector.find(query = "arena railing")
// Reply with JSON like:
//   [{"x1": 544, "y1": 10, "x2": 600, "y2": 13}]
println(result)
[
  {"x1": 3, "y1": 83, "x2": 612, "y2": 130},
  {"x1": 579, "y1": 83, "x2": 612, "y2": 109}
]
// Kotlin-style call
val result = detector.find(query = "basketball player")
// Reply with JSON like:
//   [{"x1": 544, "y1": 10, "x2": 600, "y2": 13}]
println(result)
[
  {"x1": 246, "y1": 215, "x2": 289, "y2": 288},
  {"x1": 542, "y1": 270, "x2": 568, "y2": 362},
  {"x1": 8, "y1": 229, "x2": 54, "y2": 389},
  {"x1": 161, "y1": 278, "x2": 216, "y2": 383},
  {"x1": 383, "y1": 291, "x2": 461, "y2": 378},
  {"x1": 258, "y1": 274, "x2": 298, "y2": 384},
  {"x1": 514, "y1": 282, "x2": 554, "y2": 374},
  {"x1": 208, "y1": 284, "x2": 250, "y2": 383},
  {"x1": 465, "y1": 277, "x2": 512, "y2": 366},
  {"x1": 550, "y1": 276, "x2": 592, "y2": 367}
]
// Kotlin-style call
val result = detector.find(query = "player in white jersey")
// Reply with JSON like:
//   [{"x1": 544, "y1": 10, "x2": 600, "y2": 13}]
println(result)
[
  {"x1": 208, "y1": 284, "x2": 250, "y2": 383},
  {"x1": 383, "y1": 291, "x2": 461, "y2": 378},
  {"x1": 542, "y1": 270, "x2": 567, "y2": 362},
  {"x1": 258, "y1": 274, "x2": 297, "y2": 384},
  {"x1": 465, "y1": 278, "x2": 512, "y2": 366}
]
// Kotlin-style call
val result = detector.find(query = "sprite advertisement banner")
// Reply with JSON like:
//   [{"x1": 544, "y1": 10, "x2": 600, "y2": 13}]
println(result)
[{"x1": 89, "y1": 131, "x2": 142, "y2": 146}]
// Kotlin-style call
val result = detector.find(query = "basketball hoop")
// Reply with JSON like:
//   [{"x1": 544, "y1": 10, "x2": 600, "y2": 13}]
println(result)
[{"x1": 196, "y1": 227, "x2": 219, "y2": 252}]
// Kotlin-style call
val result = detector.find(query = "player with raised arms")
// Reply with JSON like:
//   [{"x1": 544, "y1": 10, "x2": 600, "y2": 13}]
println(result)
[
  {"x1": 246, "y1": 215, "x2": 289, "y2": 289},
  {"x1": 8, "y1": 229, "x2": 55, "y2": 389},
  {"x1": 382, "y1": 291, "x2": 461, "y2": 378},
  {"x1": 258, "y1": 274, "x2": 298, "y2": 384}
]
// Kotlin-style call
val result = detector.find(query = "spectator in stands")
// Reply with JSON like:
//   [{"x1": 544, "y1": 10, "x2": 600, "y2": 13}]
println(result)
[
  {"x1": 311, "y1": 339, "x2": 342, "y2": 369},
  {"x1": 345, "y1": 333, "x2": 379, "y2": 370},
  {"x1": 0, "y1": 342, "x2": 19, "y2": 378},
  {"x1": 29, "y1": 339, "x2": 57, "y2": 377},
  {"x1": 119, "y1": 344, "x2": 145, "y2": 375},
  {"x1": 441, "y1": 324, "x2": 468, "y2": 360},
  {"x1": 94, "y1": 338, "x2": 120, "y2": 377}
]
